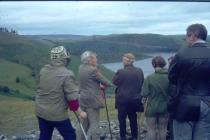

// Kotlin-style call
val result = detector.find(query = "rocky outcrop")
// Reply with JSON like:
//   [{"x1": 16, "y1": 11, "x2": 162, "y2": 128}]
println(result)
[{"x1": 0, "y1": 120, "x2": 147, "y2": 140}]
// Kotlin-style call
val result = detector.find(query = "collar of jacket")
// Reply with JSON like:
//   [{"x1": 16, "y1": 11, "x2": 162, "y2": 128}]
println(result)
[
  {"x1": 192, "y1": 40, "x2": 207, "y2": 48},
  {"x1": 155, "y1": 67, "x2": 168, "y2": 74},
  {"x1": 51, "y1": 59, "x2": 65, "y2": 67},
  {"x1": 83, "y1": 63, "x2": 96, "y2": 68},
  {"x1": 124, "y1": 64, "x2": 134, "y2": 68}
]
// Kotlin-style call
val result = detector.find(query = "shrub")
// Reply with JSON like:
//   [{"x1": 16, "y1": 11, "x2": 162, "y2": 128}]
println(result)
[
  {"x1": 31, "y1": 71, "x2": 36, "y2": 77},
  {"x1": 3, "y1": 86, "x2": 10, "y2": 93},
  {"x1": 16, "y1": 77, "x2": 20, "y2": 83}
]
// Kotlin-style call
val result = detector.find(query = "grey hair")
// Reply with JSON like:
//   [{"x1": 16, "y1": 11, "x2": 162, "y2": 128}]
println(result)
[{"x1": 81, "y1": 51, "x2": 96, "y2": 64}]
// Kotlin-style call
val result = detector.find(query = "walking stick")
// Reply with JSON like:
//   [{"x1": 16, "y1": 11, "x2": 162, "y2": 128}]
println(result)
[
  {"x1": 73, "y1": 112, "x2": 89, "y2": 140},
  {"x1": 137, "y1": 112, "x2": 141, "y2": 140},
  {"x1": 103, "y1": 89, "x2": 113, "y2": 140}
]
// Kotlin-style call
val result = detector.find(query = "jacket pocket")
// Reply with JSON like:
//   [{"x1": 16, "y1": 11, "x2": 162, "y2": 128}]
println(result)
[{"x1": 175, "y1": 95, "x2": 201, "y2": 122}]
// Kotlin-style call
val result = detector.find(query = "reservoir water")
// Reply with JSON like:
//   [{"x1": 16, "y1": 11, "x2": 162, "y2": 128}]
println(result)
[{"x1": 103, "y1": 52, "x2": 175, "y2": 77}]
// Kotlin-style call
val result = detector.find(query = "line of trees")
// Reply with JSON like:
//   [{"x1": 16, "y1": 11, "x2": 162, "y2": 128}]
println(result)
[{"x1": 0, "y1": 27, "x2": 18, "y2": 35}]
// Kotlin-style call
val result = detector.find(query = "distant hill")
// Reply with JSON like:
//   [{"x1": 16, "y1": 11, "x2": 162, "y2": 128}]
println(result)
[
  {"x1": 62, "y1": 33, "x2": 185, "y2": 63},
  {"x1": 33, "y1": 33, "x2": 186, "y2": 63},
  {"x1": 28, "y1": 34, "x2": 97, "y2": 42}
]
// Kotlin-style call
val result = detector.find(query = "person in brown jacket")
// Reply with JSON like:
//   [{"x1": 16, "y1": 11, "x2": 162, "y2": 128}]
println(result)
[
  {"x1": 113, "y1": 53, "x2": 144, "y2": 140},
  {"x1": 76, "y1": 51, "x2": 112, "y2": 140}
]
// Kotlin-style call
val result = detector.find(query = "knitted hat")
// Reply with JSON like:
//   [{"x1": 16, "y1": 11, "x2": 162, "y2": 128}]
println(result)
[{"x1": 50, "y1": 46, "x2": 70, "y2": 60}]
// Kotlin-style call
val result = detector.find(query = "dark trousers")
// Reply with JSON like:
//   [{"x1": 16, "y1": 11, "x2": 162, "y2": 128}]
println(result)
[
  {"x1": 118, "y1": 105, "x2": 138, "y2": 139},
  {"x1": 167, "y1": 117, "x2": 173, "y2": 140},
  {"x1": 38, "y1": 117, "x2": 76, "y2": 140}
]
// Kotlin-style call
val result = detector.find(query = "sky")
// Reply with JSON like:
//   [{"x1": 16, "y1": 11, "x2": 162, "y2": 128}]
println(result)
[{"x1": 0, "y1": 1, "x2": 210, "y2": 35}]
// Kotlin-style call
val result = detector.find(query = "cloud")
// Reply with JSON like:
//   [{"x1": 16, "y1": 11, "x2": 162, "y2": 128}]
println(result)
[{"x1": 0, "y1": 1, "x2": 210, "y2": 35}]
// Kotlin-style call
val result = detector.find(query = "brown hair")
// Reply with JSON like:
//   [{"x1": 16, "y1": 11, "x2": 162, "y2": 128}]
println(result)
[
  {"x1": 152, "y1": 56, "x2": 166, "y2": 68},
  {"x1": 187, "y1": 23, "x2": 207, "y2": 40}
]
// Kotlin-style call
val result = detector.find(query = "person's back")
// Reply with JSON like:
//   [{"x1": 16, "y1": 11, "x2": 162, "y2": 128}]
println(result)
[
  {"x1": 168, "y1": 23, "x2": 210, "y2": 140},
  {"x1": 76, "y1": 51, "x2": 111, "y2": 140},
  {"x1": 113, "y1": 53, "x2": 144, "y2": 140},
  {"x1": 171, "y1": 44, "x2": 210, "y2": 97},
  {"x1": 78, "y1": 56, "x2": 111, "y2": 109},
  {"x1": 114, "y1": 64, "x2": 144, "y2": 103},
  {"x1": 35, "y1": 46, "x2": 86, "y2": 140},
  {"x1": 141, "y1": 56, "x2": 169, "y2": 140},
  {"x1": 142, "y1": 68, "x2": 169, "y2": 117},
  {"x1": 78, "y1": 64, "x2": 101, "y2": 97},
  {"x1": 36, "y1": 63, "x2": 75, "y2": 121}
]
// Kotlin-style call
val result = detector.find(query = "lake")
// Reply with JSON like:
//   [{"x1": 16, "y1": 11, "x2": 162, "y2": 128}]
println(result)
[{"x1": 103, "y1": 52, "x2": 175, "y2": 77}]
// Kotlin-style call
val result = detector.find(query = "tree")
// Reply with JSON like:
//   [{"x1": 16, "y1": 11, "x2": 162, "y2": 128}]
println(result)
[
  {"x1": 16, "y1": 77, "x2": 20, "y2": 83},
  {"x1": 31, "y1": 71, "x2": 36, "y2": 77},
  {"x1": 0, "y1": 27, "x2": 18, "y2": 35}
]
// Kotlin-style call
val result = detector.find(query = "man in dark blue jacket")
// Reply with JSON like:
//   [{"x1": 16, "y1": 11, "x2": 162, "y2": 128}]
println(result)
[{"x1": 168, "y1": 23, "x2": 210, "y2": 140}]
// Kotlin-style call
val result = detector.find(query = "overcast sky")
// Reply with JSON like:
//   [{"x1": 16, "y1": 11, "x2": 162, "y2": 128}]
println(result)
[{"x1": 0, "y1": 1, "x2": 210, "y2": 35}]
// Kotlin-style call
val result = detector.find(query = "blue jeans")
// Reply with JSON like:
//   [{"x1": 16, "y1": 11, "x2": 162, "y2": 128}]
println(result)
[
  {"x1": 173, "y1": 101, "x2": 210, "y2": 140},
  {"x1": 38, "y1": 117, "x2": 76, "y2": 140}
]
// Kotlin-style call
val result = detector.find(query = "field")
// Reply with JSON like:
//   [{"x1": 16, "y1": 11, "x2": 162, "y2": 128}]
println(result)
[
  {"x1": 0, "y1": 95, "x2": 38, "y2": 136},
  {"x1": 0, "y1": 94, "x2": 117, "y2": 137}
]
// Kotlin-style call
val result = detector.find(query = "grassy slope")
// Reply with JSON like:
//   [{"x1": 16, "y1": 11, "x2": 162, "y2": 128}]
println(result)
[
  {"x1": 0, "y1": 59, "x2": 36, "y2": 98},
  {"x1": 0, "y1": 94, "x2": 117, "y2": 137},
  {"x1": 0, "y1": 32, "x2": 52, "y2": 74},
  {"x1": 0, "y1": 95, "x2": 38, "y2": 137}
]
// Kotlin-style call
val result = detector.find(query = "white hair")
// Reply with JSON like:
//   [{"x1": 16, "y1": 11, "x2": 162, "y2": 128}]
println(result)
[{"x1": 81, "y1": 51, "x2": 96, "y2": 64}]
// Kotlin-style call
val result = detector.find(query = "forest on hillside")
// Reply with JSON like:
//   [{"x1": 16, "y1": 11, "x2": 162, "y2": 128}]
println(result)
[{"x1": 32, "y1": 33, "x2": 187, "y2": 63}]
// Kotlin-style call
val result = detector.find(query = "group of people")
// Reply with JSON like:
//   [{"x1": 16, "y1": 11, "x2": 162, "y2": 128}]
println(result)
[{"x1": 35, "y1": 23, "x2": 210, "y2": 140}]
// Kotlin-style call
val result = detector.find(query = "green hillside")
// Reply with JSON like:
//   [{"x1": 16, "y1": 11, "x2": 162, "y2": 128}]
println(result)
[
  {"x1": 50, "y1": 33, "x2": 184, "y2": 63},
  {"x1": 0, "y1": 32, "x2": 115, "y2": 99},
  {"x1": 0, "y1": 59, "x2": 36, "y2": 99},
  {"x1": 28, "y1": 34, "x2": 210, "y2": 64},
  {"x1": 0, "y1": 32, "x2": 52, "y2": 74},
  {"x1": 93, "y1": 33, "x2": 182, "y2": 51}
]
